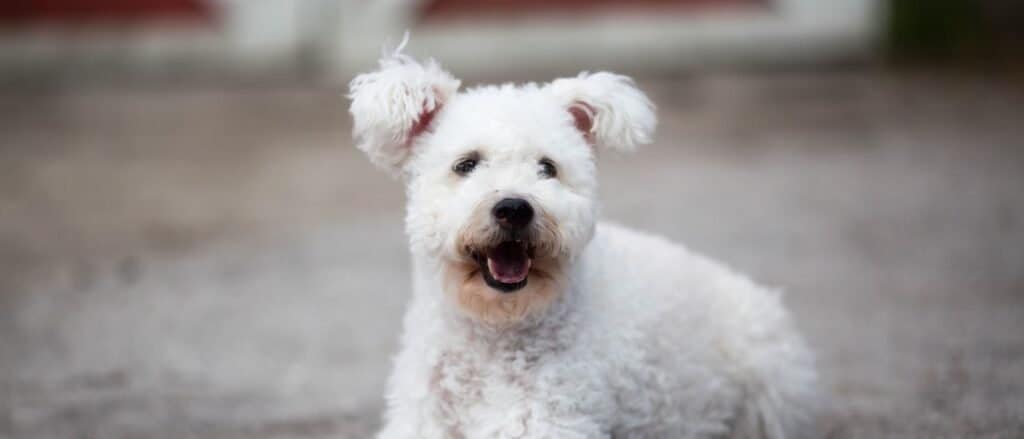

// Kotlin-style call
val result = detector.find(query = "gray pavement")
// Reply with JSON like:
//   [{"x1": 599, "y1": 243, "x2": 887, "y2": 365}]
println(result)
[{"x1": 2, "y1": 73, "x2": 1023, "y2": 438}]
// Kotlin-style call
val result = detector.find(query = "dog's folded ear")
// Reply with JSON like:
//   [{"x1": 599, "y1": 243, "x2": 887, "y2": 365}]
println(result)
[
  {"x1": 547, "y1": 72, "x2": 656, "y2": 152},
  {"x1": 348, "y1": 47, "x2": 461, "y2": 172}
]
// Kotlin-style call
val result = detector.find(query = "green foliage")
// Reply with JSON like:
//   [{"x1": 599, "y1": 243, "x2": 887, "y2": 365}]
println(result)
[{"x1": 886, "y1": 0, "x2": 989, "y2": 60}]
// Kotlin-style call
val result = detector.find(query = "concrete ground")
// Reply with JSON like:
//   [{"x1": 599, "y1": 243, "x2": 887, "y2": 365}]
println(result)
[{"x1": 2, "y1": 72, "x2": 1023, "y2": 438}]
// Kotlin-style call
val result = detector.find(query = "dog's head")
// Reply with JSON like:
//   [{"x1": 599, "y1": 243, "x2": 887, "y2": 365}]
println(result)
[{"x1": 348, "y1": 48, "x2": 655, "y2": 325}]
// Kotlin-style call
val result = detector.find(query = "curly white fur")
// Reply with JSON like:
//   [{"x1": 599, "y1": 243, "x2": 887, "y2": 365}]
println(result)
[
  {"x1": 348, "y1": 38, "x2": 461, "y2": 171},
  {"x1": 348, "y1": 44, "x2": 819, "y2": 439},
  {"x1": 548, "y1": 72, "x2": 656, "y2": 152}
]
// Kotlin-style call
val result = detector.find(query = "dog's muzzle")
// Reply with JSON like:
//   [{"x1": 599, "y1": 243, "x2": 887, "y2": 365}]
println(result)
[{"x1": 469, "y1": 198, "x2": 536, "y2": 293}]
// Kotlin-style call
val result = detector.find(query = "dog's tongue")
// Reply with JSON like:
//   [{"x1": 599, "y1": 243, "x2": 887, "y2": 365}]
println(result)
[{"x1": 486, "y1": 242, "x2": 531, "y2": 284}]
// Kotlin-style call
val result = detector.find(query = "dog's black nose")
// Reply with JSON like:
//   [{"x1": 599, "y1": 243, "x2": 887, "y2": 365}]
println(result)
[{"x1": 492, "y1": 198, "x2": 534, "y2": 231}]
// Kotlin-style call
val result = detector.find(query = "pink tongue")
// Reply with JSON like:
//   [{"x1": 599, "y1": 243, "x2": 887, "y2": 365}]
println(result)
[{"x1": 486, "y1": 242, "x2": 531, "y2": 284}]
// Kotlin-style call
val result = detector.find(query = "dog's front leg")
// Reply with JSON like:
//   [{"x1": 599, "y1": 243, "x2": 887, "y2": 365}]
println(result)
[
  {"x1": 376, "y1": 389, "x2": 453, "y2": 439},
  {"x1": 376, "y1": 341, "x2": 452, "y2": 439}
]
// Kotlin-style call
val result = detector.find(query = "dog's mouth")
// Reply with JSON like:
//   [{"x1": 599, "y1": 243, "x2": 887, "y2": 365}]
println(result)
[{"x1": 471, "y1": 240, "x2": 534, "y2": 293}]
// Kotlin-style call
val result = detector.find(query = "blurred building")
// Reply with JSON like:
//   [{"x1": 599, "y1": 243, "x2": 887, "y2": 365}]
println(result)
[{"x1": 0, "y1": 0, "x2": 883, "y2": 83}]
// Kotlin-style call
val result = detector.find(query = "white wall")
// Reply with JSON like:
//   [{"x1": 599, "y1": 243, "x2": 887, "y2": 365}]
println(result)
[{"x1": 327, "y1": 0, "x2": 884, "y2": 81}]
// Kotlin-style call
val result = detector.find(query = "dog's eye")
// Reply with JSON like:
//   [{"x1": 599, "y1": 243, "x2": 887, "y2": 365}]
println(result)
[
  {"x1": 539, "y1": 158, "x2": 558, "y2": 179},
  {"x1": 453, "y1": 157, "x2": 478, "y2": 176}
]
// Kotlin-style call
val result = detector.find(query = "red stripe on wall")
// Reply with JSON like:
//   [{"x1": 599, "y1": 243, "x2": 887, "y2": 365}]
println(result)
[{"x1": 0, "y1": 0, "x2": 212, "y2": 24}]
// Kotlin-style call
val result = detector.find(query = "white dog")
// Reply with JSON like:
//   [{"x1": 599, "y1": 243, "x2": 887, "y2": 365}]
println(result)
[{"x1": 348, "y1": 44, "x2": 819, "y2": 438}]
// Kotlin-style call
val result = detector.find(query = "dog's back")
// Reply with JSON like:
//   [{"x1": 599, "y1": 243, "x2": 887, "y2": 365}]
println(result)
[{"x1": 577, "y1": 222, "x2": 820, "y2": 438}]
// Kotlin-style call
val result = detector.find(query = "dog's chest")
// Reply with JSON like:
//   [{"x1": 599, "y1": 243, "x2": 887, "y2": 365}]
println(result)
[{"x1": 429, "y1": 344, "x2": 542, "y2": 437}]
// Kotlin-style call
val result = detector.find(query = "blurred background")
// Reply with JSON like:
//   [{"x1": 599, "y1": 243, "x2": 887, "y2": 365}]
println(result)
[{"x1": 1, "y1": 1, "x2": 1023, "y2": 437}]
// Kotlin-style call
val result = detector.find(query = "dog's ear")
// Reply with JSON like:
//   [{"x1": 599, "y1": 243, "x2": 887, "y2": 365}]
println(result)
[
  {"x1": 348, "y1": 47, "x2": 461, "y2": 172},
  {"x1": 547, "y1": 72, "x2": 656, "y2": 152}
]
